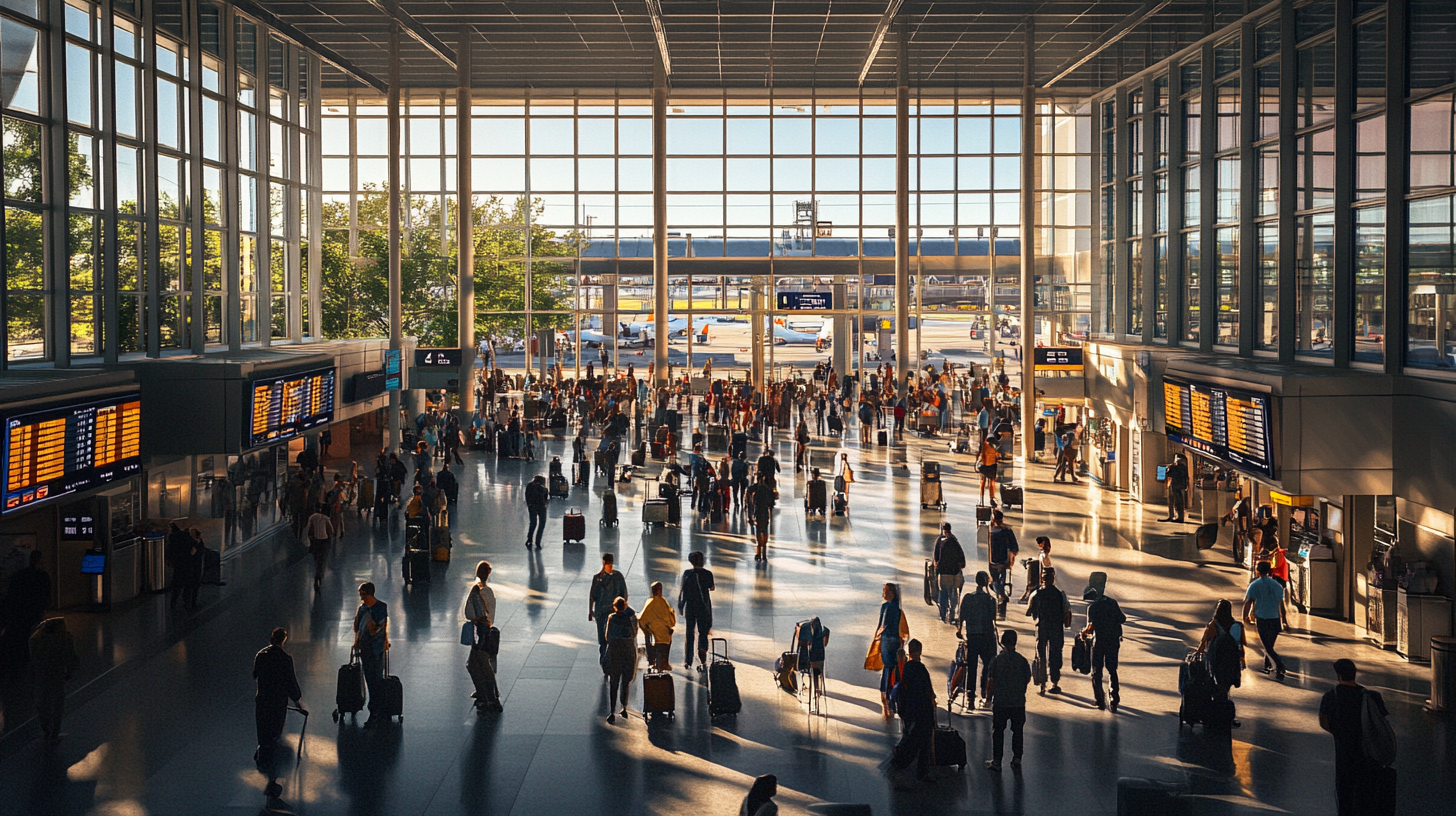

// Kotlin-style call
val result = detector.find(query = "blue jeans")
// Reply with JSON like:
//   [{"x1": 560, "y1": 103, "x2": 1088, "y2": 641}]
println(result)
[
  {"x1": 936, "y1": 574, "x2": 960, "y2": 621},
  {"x1": 360, "y1": 649, "x2": 385, "y2": 717},
  {"x1": 879, "y1": 637, "x2": 901, "y2": 693},
  {"x1": 684, "y1": 614, "x2": 712, "y2": 663},
  {"x1": 526, "y1": 506, "x2": 546, "y2": 546}
]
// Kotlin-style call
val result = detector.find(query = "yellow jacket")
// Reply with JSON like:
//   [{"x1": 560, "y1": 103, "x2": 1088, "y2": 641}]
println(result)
[{"x1": 638, "y1": 595, "x2": 677, "y2": 642}]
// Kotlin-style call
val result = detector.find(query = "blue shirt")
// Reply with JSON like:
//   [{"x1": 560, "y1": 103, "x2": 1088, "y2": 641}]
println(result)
[
  {"x1": 354, "y1": 601, "x2": 389, "y2": 656},
  {"x1": 1245, "y1": 576, "x2": 1284, "y2": 620}
]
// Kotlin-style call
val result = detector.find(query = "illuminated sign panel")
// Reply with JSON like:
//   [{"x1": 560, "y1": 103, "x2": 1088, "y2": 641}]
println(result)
[
  {"x1": 1163, "y1": 376, "x2": 1276, "y2": 479},
  {"x1": 2, "y1": 393, "x2": 142, "y2": 515},
  {"x1": 245, "y1": 367, "x2": 336, "y2": 449},
  {"x1": 1033, "y1": 347, "x2": 1084, "y2": 372}
]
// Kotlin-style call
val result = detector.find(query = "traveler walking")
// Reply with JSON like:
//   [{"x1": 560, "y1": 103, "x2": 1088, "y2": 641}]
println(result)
[
  {"x1": 887, "y1": 638, "x2": 937, "y2": 785},
  {"x1": 589, "y1": 554, "x2": 629, "y2": 666},
  {"x1": 1, "y1": 549, "x2": 50, "y2": 672},
  {"x1": 730, "y1": 451, "x2": 750, "y2": 508},
  {"x1": 932, "y1": 523, "x2": 967, "y2": 623},
  {"x1": 603, "y1": 597, "x2": 639, "y2": 722},
  {"x1": 352, "y1": 582, "x2": 389, "y2": 728},
  {"x1": 871, "y1": 582, "x2": 910, "y2": 717},
  {"x1": 178, "y1": 528, "x2": 205, "y2": 611},
  {"x1": 984, "y1": 629, "x2": 1032, "y2": 771},
  {"x1": 524, "y1": 475, "x2": 549, "y2": 549},
  {"x1": 1018, "y1": 536, "x2": 1053, "y2": 604},
  {"x1": 28, "y1": 617, "x2": 78, "y2": 745},
  {"x1": 1080, "y1": 583, "x2": 1127, "y2": 711},
  {"x1": 750, "y1": 472, "x2": 776, "y2": 561},
  {"x1": 1196, "y1": 599, "x2": 1247, "y2": 726},
  {"x1": 252, "y1": 627, "x2": 304, "y2": 760},
  {"x1": 463, "y1": 561, "x2": 503, "y2": 713},
  {"x1": 988, "y1": 510, "x2": 1019, "y2": 618},
  {"x1": 305, "y1": 504, "x2": 334, "y2": 590},
  {"x1": 794, "y1": 418, "x2": 810, "y2": 473},
  {"x1": 977, "y1": 432, "x2": 1001, "y2": 507},
  {"x1": 796, "y1": 617, "x2": 831, "y2": 698},
  {"x1": 639, "y1": 581, "x2": 677, "y2": 670},
  {"x1": 955, "y1": 571, "x2": 999, "y2": 708},
  {"x1": 1319, "y1": 659, "x2": 1394, "y2": 816},
  {"x1": 166, "y1": 522, "x2": 191, "y2": 610},
  {"x1": 1243, "y1": 561, "x2": 1289, "y2": 679},
  {"x1": 739, "y1": 774, "x2": 779, "y2": 816},
  {"x1": 1027, "y1": 567, "x2": 1071, "y2": 695},
  {"x1": 1161, "y1": 453, "x2": 1190, "y2": 522},
  {"x1": 677, "y1": 551, "x2": 716, "y2": 671},
  {"x1": 833, "y1": 452, "x2": 855, "y2": 496}
]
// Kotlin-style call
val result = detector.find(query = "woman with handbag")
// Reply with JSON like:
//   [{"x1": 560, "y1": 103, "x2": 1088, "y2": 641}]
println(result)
[
  {"x1": 604, "y1": 596, "x2": 640, "y2": 722},
  {"x1": 462, "y1": 561, "x2": 502, "y2": 713},
  {"x1": 865, "y1": 583, "x2": 911, "y2": 717}
]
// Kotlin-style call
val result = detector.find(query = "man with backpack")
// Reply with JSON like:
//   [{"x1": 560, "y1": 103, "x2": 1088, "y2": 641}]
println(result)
[
  {"x1": 988, "y1": 510, "x2": 1019, "y2": 619},
  {"x1": 1080, "y1": 584, "x2": 1127, "y2": 711},
  {"x1": 1319, "y1": 658, "x2": 1394, "y2": 816},
  {"x1": 1160, "y1": 453, "x2": 1190, "y2": 523},
  {"x1": 932, "y1": 523, "x2": 967, "y2": 624},
  {"x1": 1026, "y1": 567, "x2": 1071, "y2": 695}
]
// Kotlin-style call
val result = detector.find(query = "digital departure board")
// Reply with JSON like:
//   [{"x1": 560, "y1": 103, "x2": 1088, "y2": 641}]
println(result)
[
  {"x1": 245, "y1": 367, "x2": 336, "y2": 449},
  {"x1": 2, "y1": 392, "x2": 142, "y2": 515},
  {"x1": 1163, "y1": 376, "x2": 1276, "y2": 479}
]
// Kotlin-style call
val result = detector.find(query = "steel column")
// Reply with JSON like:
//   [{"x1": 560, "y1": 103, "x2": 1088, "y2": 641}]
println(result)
[
  {"x1": 100, "y1": 0, "x2": 119, "y2": 363},
  {"x1": 1113, "y1": 87, "x2": 1130, "y2": 343},
  {"x1": 1166, "y1": 57, "x2": 1186, "y2": 344},
  {"x1": 1141, "y1": 72, "x2": 1158, "y2": 344},
  {"x1": 47, "y1": 0, "x2": 71, "y2": 366},
  {"x1": 255, "y1": 28, "x2": 271, "y2": 345},
  {"x1": 895, "y1": 28, "x2": 910, "y2": 400},
  {"x1": 306, "y1": 56, "x2": 323, "y2": 339},
  {"x1": 457, "y1": 29, "x2": 476, "y2": 412},
  {"x1": 387, "y1": 24, "x2": 403, "y2": 451},
  {"x1": 1199, "y1": 41, "x2": 1217, "y2": 353},
  {"x1": 652, "y1": 56, "x2": 669, "y2": 387},
  {"x1": 223, "y1": 5, "x2": 242, "y2": 350},
  {"x1": 143, "y1": 0, "x2": 161, "y2": 355},
  {"x1": 1277, "y1": 0, "x2": 1297, "y2": 362},
  {"x1": 1330, "y1": 0, "x2": 1354, "y2": 366},
  {"x1": 1019, "y1": 20, "x2": 1036, "y2": 467},
  {"x1": 1239, "y1": 21, "x2": 1257, "y2": 356},
  {"x1": 1384, "y1": 0, "x2": 1408, "y2": 373},
  {"x1": 188, "y1": 0, "x2": 206, "y2": 353}
]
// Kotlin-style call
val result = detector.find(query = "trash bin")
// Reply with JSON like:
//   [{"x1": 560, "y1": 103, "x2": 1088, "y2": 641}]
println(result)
[
  {"x1": 143, "y1": 532, "x2": 168, "y2": 593},
  {"x1": 1429, "y1": 636, "x2": 1456, "y2": 712}
]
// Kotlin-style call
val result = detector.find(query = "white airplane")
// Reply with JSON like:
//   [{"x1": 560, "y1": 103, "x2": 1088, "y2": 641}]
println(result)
[{"x1": 771, "y1": 320, "x2": 820, "y2": 345}]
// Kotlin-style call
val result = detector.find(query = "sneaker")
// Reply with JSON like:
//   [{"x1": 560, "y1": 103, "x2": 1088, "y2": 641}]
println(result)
[
  {"x1": 984, "y1": 760, "x2": 1002, "y2": 772},
  {"x1": 1096, "y1": 701, "x2": 1106, "y2": 710},
  {"x1": 1049, "y1": 685, "x2": 1062, "y2": 694},
  {"x1": 1010, "y1": 756, "x2": 1022, "y2": 769},
  {"x1": 607, "y1": 713, "x2": 616, "y2": 724}
]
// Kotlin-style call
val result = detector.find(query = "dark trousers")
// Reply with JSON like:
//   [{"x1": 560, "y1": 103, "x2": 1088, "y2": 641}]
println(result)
[
  {"x1": 890, "y1": 715, "x2": 934, "y2": 778},
  {"x1": 991, "y1": 706, "x2": 1026, "y2": 761},
  {"x1": 526, "y1": 506, "x2": 546, "y2": 546},
  {"x1": 1037, "y1": 629, "x2": 1065, "y2": 685},
  {"x1": 35, "y1": 678, "x2": 65, "y2": 739},
  {"x1": 608, "y1": 670, "x2": 631, "y2": 709},
  {"x1": 360, "y1": 650, "x2": 385, "y2": 717},
  {"x1": 595, "y1": 615, "x2": 610, "y2": 661},
  {"x1": 1167, "y1": 486, "x2": 1186, "y2": 521},
  {"x1": 1091, "y1": 640, "x2": 1121, "y2": 705},
  {"x1": 255, "y1": 704, "x2": 288, "y2": 747},
  {"x1": 1334, "y1": 750, "x2": 1382, "y2": 816},
  {"x1": 963, "y1": 632, "x2": 997, "y2": 699},
  {"x1": 1256, "y1": 617, "x2": 1286, "y2": 674},
  {"x1": 684, "y1": 614, "x2": 711, "y2": 663}
]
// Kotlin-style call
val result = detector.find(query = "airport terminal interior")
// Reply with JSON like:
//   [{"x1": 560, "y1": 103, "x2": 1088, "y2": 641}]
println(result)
[{"x1": 0, "y1": 1, "x2": 1454, "y2": 814}]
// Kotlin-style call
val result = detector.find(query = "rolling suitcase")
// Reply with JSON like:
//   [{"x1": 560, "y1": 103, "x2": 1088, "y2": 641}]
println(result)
[
  {"x1": 1000, "y1": 483, "x2": 1024, "y2": 509},
  {"x1": 775, "y1": 651, "x2": 799, "y2": 692},
  {"x1": 333, "y1": 653, "x2": 367, "y2": 721},
  {"x1": 376, "y1": 674, "x2": 404, "y2": 721},
  {"x1": 930, "y1": 706, "x2": 968, "y2": 770},
  {"x1": 920, "y1": 479, "x2": 945, "y2": 510},
  {"x1": 667, "y1": 495, "x2": 682, "y2": 526},
  {"x1": 708, "y1": 638, "x2": 741, "y2": 718},
  {"x1": 403, "y1": 549, "x2": 431, "y2": 584},
  {"x1": 632, "y1": 444, "x2": 647, "y2": 467},
  {"x1": 833, "y1": 493, "x2": 848, "y2": 516},
  {"x1": 923, "y1": 560, "x2": 936, "y2": 606},
  {"x1": 601, "y1": 490, "x2": 619, "y2": 526},
  {"x1": 1178, "y1": 651, "x2": 1214, "y2": 726},
  {"x1": 358, "y1": 479, "x2": 375, "y2": 512},
  {"x1": 827, "y1": 415, "x2": 843, "y2": 435},
  {"x1": 643, "y1": 498, "x2": 670, "y2": 526},
  {"x1": 550, "y1": 473, "x2": 569, "y2": 498},
  {"x1": 642, "y1": 669, "x2": 676, "y2": 719},
  {"x1": 976, "y1": 505, "x2": 993, "y2": 524},
  {"x1": 573, "y1": 461, "x2": 590, "y2": 487},
  {"x1": 878, "y1": 429, "x2": 888, "y2": 446},
  {"x1": 564, "y1": 510, "x2": 586, "y2": 543},
  {"x1": 806, "y1": 480, "x2": 827, "y2": 514},
  {"x1": 1071, "y1": 635, "x2": 1090, "y2": 674}
]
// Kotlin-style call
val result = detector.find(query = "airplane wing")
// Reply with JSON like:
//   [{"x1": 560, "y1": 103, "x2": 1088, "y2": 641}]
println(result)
[{"x1": 772, "y1": 323, "x2": 819, "y2": 344}]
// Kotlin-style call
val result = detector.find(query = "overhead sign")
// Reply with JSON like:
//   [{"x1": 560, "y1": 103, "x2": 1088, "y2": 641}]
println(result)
[
  {"x1": 62, "y1": 513, "x2": 97, "y2": 541},
  {"x1": 776, "y1": 291, "x2": 832, "y2": 311},
  {"x1": 1270, "y1": 491, "x2": 1315, "y2": 507},
  {"x1": 2, "y1": 392, "x2": 142, "y2": 515},
  {"x1": 1163, "y1": 375, "x2": 1277, "y2": 479},
  {"x1": 245, "y1": 367, "x2": 336, "y2": 449},
  {"x1": 1034, "y1": 347, "x2": 1084, "y2": 372},
  {"x1": 415, "y1": 348, "x2": 462, "y2": 368},
  {"x1": 384, "y1": 349, "x2": 402, "y2": 391}
]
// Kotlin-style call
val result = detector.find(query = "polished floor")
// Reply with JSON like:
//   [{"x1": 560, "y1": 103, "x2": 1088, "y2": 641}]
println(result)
[{"x1": 0, "y1": 419, "x2": 1448, "y2": 816}]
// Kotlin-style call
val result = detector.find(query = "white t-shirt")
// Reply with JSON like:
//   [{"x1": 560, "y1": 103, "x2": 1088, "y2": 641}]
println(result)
[
  {"x1": 306, "y1": 513, "x2": 332, "y2": 539},
  {"x1": 464, "y1": 582, "x2": 497, "y2": 627}
]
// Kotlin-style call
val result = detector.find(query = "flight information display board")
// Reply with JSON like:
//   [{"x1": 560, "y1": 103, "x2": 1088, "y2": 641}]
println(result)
[
  {"x1": 245, "y1": 367, "x2": 336, "y2": 449},
  {"x1": 2, "y1": 392, "x2": 142, "y2": 515},
  {"x1": 1163, "y1": 376, "x2": 1276, "y2": 478}
]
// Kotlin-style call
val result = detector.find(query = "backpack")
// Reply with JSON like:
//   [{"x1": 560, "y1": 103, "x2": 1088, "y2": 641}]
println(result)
[
  {"x1": 1206, "y1": 622, "x2": 1242, "y2": 689},
  {"x1": 1031, "y1": 588, "x2": 1065, "y2": 625},
  {"x1": 1361, "y1": 689, "x2": 1397, "y2": 767}
]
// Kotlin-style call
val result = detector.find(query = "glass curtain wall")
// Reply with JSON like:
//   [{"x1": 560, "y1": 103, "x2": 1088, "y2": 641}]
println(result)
[
  {"x1": 0, "y1": 0, "x2": 317, "y2": 366},
  {"x1": 317, "y1": 87, "x2": 1091, "y2": 355}
]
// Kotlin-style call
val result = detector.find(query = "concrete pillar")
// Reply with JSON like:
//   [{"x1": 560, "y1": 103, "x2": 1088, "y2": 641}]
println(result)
[
  {"x1": 652, "y1": 56, "x2": 669, "y2": 387},
  {"x1": 457, "y1": 29, "x2": 476, "y2": 415},
  {"x1": 387, "y1": 25, "x2": 403, "y2": 452},
  {"x1": 833, "y1": 277, "x2": 851, "y2": 378},
  {"x1": 894, "y1": 28, "x2": 910, "y2": 401},
  {"x1": 750, "y1": 284, "x2": 764, "y2": 388},
  {"x1": 1019, "y1": 21, "x2": 1037, "y2": 466}
]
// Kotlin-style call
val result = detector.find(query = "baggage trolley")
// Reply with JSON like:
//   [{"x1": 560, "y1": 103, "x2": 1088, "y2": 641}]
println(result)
[{"x1": 920, "y1": 460, "x2": 946, "y2": 510}]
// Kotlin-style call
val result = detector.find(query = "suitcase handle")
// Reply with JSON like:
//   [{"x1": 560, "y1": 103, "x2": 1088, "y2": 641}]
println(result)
[{"x1": 711, "y1": 637, "x2": 729, "y2": 662}]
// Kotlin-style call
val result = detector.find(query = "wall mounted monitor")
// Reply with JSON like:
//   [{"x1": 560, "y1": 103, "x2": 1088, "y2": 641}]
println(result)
[
  {"x1": 245, "y1": 367, "x2": 336, "y2": 449},
  {"x1": 2, "y1": 392, "x2": 142, "y2": 515},
  {"x1": 1163, "y1": 375, "x2": 1276, "y2": 479}
]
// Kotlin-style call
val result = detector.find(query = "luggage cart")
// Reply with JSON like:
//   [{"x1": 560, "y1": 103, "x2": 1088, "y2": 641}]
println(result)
[{"x1": 920, "y1": 460, "x2": 947, "y2": 511}]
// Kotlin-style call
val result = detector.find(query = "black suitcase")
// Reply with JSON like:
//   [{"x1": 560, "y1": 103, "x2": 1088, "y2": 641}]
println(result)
[
  {"x1": 931, "y1": 707, "x2": 968, "y2": 769},
  {"x1": 667, "y1": 495, "x2": 682, "y2": 526},
  {"x1": 642, "y1": 669, "x2": 675, "y2": 719},
  {"x1": 643, "y1": 498, "x2": 671, "y2": 526},
  {"x1": 1178, "y1": 651, "x2": 1214, "y2": 726},
  {"x1": 878, "y1": 429, "x2": 888, "y2": 446},
  {"x1": 1071, "y1": 635, "x2": 1090, "y2": 674},
  {"x1": 403, "y1": 549, "x2": 431, "y2": 584},
  {"x1": 833, "y1": 493, "x2": 848, "y2": 516},
  {"x1": 827, "y1": 415, "x2": 843, "y2": 435},
  {"x1": 709, "y1": 489, "x2": 723, "y2": 522},
  {"x1": 564, "y1": 510, "x2": 586, "y2": 543},
  {"x1": 1000, "y1": 484, "x2": 1024, "y2": 509},
  {"x1": 806, "y1": 479, "x2": 827, "y2": 514},
  {"x1": 202, "y1": 547, "x2": 223, "y2": 585},
  {"x1": 601, "y1": 491, "x2": 619, "y2": 526},
  {"x1": 708, "y1": 638, "x2": 741, "y2": 717},
  {"x1": 976, "y1": 505, "x2": 993, "y2": 524},
  {"x1": 924, "y1": 560, "x2": 936, "y2": 606},
  {"x1": 632, "y1": 445, "x2": 647, "y2": 467},
  {"x1": 550, "y1": 473, "x2": 569, "y2": 498},
  {"x1": 573, "y1": 461, "x2": 590, "y2": 486},
  {"x1": 333, "y1": 655, "x2": 366, "y2": 721},
  {"x1": 376, "y1": 674, "x2": 404, "y2": 721}
]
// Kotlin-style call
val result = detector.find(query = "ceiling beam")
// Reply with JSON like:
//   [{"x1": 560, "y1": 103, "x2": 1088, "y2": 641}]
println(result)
[
  {"x1": 857, "y1": 0, "x2": 904, "y2": 86},
  {"x1": 230, "y1": 0, "x2": 388, "y2": 94},
  {"x1": 366, "y1": 0, "x2": 458, "y2": 70},
  {"x1": 1039, "y1": 0, "x2": 1173, "y2": 88},
  {"x1": 644, "y1": 0, "x2": 672, "y2": 77}
]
